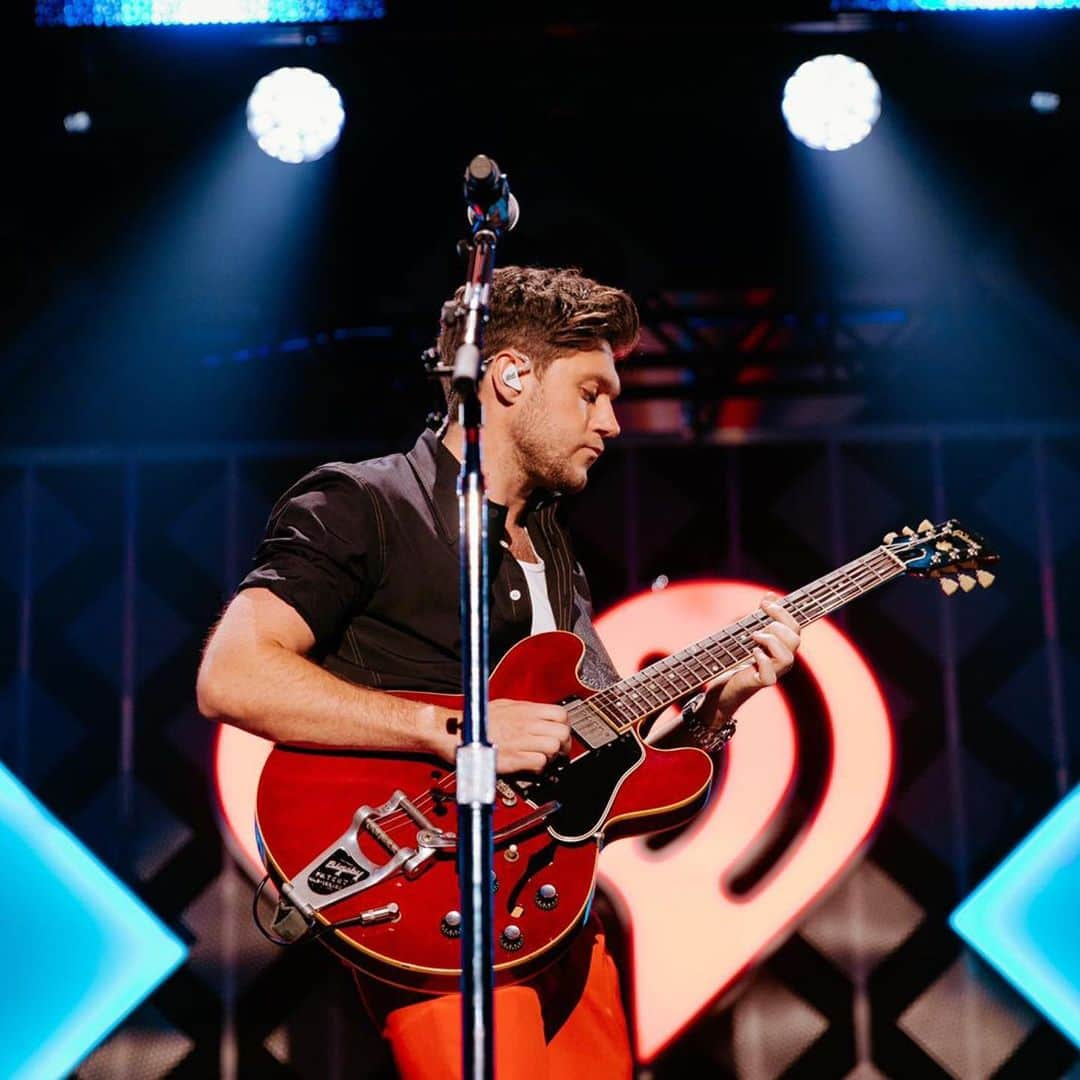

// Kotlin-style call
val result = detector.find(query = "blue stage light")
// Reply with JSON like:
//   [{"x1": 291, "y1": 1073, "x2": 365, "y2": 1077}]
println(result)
[
  {"x1": 64, "y1": 111, "x2": 93, "y2": 134},
  {"x1": 0, "y1": 762, "x2": 186, "y2": 1078},
  {"x1": 833, "y1": 1, "x2": 1080, "y2": 10},
  {"x1": 951, "y1": 785, "x2": 1080, "y2": 1048},
  {"x1": 247, "y1": 67, "x2": 345, "y2": 164},
  {"x1": 782, "y1": 55, "x2": 882, "y2": 152},
  {"x1": 36, "y1": 0, "x2": 384, "y2": 27},
  {"x1": 1030, "y1": 91, "x2": 1061, "y2": 113}
]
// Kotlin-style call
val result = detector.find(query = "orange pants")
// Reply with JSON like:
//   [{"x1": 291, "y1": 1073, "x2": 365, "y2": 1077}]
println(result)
[{"x1": 359, "y1": 926, "x2": 633, "y2": 1080}]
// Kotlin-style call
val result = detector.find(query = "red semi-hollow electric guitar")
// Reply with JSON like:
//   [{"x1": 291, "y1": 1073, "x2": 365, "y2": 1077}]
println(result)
[{"x1": 255, "y1": 520, "x2": 996, "y2": 992}]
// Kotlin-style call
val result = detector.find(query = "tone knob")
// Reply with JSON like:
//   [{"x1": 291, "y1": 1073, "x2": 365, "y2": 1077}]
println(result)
[
  {"x1": 500, "y1": 924, "x2": 523, "y2": 952},
  {"x1": 440, "y1": 910, "x2": 462, "y2": 938},
  {"x1": 536, "y1": 883, "x2": 559, "y2": 910}
]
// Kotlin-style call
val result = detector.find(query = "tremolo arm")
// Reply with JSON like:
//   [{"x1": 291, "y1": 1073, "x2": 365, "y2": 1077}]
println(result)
[{"x1": 273, "y1": 789, "x2": 442, "y2": 933}]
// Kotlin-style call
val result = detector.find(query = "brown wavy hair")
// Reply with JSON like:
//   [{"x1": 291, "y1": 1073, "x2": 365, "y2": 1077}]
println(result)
[{"x1": 437, "y1": 266, "x2": 639, "y2": 408}]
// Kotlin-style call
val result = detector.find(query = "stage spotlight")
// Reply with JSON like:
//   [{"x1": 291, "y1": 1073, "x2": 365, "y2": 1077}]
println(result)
[
  {"x1": 1030, "y1": 91, "x2": 1061, "y2": 114},
  {"x1": 63, "y1": 111, "x2": 91, "y2": 134},
  {"x1": 782, "y1": 55, "x2": 881, "y2": 152},
  {"x1": 246, "y1": 67, "x2": 345, "y2": 165}
]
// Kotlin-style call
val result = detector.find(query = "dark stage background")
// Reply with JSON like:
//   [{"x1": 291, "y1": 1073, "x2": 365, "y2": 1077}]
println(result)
[{"x1": 1, "y1": 3, "x2": 1078, "y2": 1077}]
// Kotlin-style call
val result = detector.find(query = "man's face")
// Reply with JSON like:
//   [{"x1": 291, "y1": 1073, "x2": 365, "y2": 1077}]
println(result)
[{"x1": 510, "y1": 343, "x2": 622, "y2": 493}]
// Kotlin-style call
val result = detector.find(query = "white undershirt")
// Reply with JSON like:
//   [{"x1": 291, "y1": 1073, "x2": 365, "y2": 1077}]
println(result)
[{"x1": 515, "y1": 557, "x2": 557, "y2": 635}]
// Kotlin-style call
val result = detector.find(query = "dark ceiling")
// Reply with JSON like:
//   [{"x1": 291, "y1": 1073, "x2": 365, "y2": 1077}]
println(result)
[{"x1": 2, "y1": 2, "x2": 1079, "y2": 445}]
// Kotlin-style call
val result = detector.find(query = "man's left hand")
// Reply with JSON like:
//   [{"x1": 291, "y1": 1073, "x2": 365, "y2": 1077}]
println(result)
[{"x1": 695, "y1": 593, "x2": 801, "y2": 734}]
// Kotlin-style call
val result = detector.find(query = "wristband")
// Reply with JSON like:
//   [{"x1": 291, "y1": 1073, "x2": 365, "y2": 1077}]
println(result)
[{"x1": 682, "y1": 698, "x2": 737, "y2": 754}]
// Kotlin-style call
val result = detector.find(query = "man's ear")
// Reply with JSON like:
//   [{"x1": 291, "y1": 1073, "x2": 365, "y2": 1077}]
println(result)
[{"x1": 488, "y1": 350, "x2": 532, "y2": 404}]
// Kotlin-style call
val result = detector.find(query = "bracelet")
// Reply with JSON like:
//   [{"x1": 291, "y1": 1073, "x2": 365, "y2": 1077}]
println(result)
[{"x1": 682, "y1": 700, "x2": 738, "y2": 754}]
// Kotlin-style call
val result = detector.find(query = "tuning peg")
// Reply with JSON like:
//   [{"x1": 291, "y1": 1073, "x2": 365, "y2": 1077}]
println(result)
[
  {"x1": 917, "y1": 519, "x2": 934, "y2": 533},
  {"x1": 883, "y1": 531, "x2": 899, "y2": 544},
  {"x1": 940, "y1": 578, "x2": 960, "y2": 596},
  {"x1": 957, "y1": 573, "x2": 976, "y2": 593},
  {"x1": 901, "y1": 526, "x2": 916, "y2": 536},
  {"x1": 976, "y1": 570, "x2": 995, "y2": 589}
]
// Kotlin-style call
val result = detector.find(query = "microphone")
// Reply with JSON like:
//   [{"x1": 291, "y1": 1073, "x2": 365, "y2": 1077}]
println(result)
[{"x1": 464, "y1": 154, "x2": 519, "y2": 232}]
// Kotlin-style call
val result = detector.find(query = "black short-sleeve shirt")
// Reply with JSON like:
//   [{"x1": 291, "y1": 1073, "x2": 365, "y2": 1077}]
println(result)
[{"x1": 238, "y1": 429, "x2": 618, "y2": 694}]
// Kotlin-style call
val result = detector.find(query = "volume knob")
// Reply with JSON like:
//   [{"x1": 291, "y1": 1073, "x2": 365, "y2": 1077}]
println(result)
[
  {"x1": 536, "y1": 883, "x2": 559, "y2": 910},
  {"x1": 500, "y1": 924, "x2": 523, "y2": 952},
  {"x1": 440, "y1": 910, "x2": 462, "y2": 938}
]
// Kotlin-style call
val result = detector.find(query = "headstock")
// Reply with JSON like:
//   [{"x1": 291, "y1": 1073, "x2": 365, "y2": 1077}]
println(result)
[{"x1": 882, "y1": 519, "x2": 999, "y2": 595}]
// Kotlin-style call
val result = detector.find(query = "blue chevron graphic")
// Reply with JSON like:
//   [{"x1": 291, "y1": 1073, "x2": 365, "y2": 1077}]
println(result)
[
  {"x1": 0, "y1": 762, "x2": 187, "y2": 1079},
  {"x1": 951, "y1": 784, "x2": 1080, "y2": 1048}
]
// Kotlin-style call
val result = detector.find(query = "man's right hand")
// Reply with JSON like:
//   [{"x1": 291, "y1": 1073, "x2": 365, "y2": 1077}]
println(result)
[
  {"x1": 435, "y1": 699, "x2": 571, "y2": 775},
  {"x1": 488, "y1": 699, "x2": 572, "y2": 774}
]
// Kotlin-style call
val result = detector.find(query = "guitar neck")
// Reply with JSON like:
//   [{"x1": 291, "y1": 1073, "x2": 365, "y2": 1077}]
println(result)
[{"x1": 575, "y1": 545, "x2": 906, "y2": 737}]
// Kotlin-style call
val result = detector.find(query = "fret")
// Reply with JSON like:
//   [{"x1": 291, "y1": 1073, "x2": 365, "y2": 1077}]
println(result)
[
  {"x1": 598, "y1": 693, "x2": 634, "y2": 729},
  {"x1": 809, "y1": 579, "x2": 846, "y2": 613},
  {"x1": 609, "y1": 688, "x2": 644, "y2": 725},
  {"x1": 871, "y1": 553, "x2": 901, "y2": 579},
  {"x1": 732, "y1": 613, "x2": 767, "y2": 647},
  {"x1": 844, "y1": 557, "x2": 881, "y2": 590},
  {"x1": 614, "y1": 673, "x2": 671, "y2": 719},
  {"x1": 854, "y1": 560, "x2": 885, "y2": 587},
  {"x1": 707, "y1": 640, "x2": 745, "y2": 673},
  {"x1": 782, "y1": 591, "x2": 816, "y2": 626},
  {"x1": 816, "y1": 575, "x2": 854, "y2": 609},
  {"x1": 846, "y1": 563, "x2": 878, "y2": 589},
  {"x1": 834, "y1": 571, "x2": 867, "y2": 613},
  {"x1": 797, "y1": 587, "x2": 829, "y2": 618},
  {"x1": 657, "y1": 658, "x2": 696, "y2": 693},
  {"x1": 589, "y1": 686, "x2": 625, "y2": 726},
  {"x1": 706, "y1": 635, "x2": 744, "y2": 666},
  {"x1": 639, "y1": 673, "x2": 669, "y2": 711},
  {"x1": 862, "y1": 561, "x2": 891, "y2": 585},
  {"x1": 695, "y1": 644, "x2": 728, "y2": 676},
  {"x1": 597, "y1": 691, "x2": 634, "y2": 729},
  {"x1": 677, "y1": 649, "x2": 714, "y2": 685},
  {"x1": 717, "y1": 629, "x2": 753, "y2": 663},
  {"x1": 624, "y1": 673, "x2": 665, "y2": 711}
]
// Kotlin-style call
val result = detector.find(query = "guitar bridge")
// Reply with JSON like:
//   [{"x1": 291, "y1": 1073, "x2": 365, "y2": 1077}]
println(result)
[{"x1": 277, "y1": 789, "x2": 447, "y2": 920}]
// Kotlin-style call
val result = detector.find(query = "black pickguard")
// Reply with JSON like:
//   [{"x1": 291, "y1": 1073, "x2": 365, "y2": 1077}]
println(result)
[{"x1": 517, "y1": 732, "x2": 645, "y2": 841}]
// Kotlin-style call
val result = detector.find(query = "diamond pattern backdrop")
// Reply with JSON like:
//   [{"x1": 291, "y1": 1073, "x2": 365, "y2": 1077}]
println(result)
[{"x1": 0, "y1": 427, "x2": 1075, "y2": 1078}]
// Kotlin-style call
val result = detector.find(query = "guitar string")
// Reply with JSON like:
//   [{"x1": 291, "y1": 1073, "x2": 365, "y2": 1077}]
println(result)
[
  {"x1": 362, "y1": 549, "x2": 906, "y2": 840},
  {"x1": 591, "y1": 550, "x2": 902, "y2": 734}
]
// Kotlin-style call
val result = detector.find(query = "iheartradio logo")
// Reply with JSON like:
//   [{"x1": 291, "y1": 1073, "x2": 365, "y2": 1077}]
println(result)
[{"x1": 214, "y1": 580, "x2": 892, "y2": 1063}]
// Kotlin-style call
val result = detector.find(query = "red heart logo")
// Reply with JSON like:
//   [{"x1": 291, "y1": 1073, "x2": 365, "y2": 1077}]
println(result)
[{"x1": 594, "y1": 581, "x2": 893, "y2": 1062}]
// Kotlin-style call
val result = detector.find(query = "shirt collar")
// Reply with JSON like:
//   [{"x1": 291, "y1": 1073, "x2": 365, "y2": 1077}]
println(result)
[{"x1": 406, "y1": 428, "x2": 560, "y2": 545}]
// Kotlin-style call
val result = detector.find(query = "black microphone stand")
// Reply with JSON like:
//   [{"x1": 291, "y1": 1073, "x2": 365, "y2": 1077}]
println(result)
[{"x1": 450, "y1": 154, "x2": 518, "y2": 1080}]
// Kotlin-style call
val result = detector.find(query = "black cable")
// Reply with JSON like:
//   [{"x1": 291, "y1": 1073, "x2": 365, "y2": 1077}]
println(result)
[
  {"x1": 251, "y1": 875, "x2": 307, "y2": 947},
  {"x1": 251, "y1": 873, "x2": 389, "y2": 947}
]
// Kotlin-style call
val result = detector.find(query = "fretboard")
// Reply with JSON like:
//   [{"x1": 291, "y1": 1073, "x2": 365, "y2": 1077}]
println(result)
[{"x1": 568, "y1": 545, "x2": 905, "y2": 746}]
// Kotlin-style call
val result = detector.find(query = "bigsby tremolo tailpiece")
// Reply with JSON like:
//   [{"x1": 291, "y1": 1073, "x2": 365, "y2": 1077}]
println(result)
[{"x1": 269, "y1": 789, "x2": 450, "y2": 943}]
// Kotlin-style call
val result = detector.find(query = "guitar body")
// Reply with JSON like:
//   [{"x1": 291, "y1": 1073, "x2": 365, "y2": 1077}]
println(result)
[{"x1": 255, "y1": 631, "x2": 714, "y2": 992}]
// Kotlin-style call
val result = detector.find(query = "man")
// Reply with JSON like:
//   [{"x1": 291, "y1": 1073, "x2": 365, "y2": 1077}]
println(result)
[{"x1": 197, "y1": 266, "x2": 801, "y2": 1078}]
